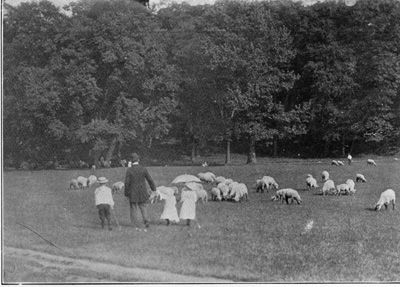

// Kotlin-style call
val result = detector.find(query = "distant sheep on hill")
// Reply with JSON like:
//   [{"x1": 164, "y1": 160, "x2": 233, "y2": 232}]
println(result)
[
  {"x1": 272, "y1": 188, "x2": 302, "y2": 205},
  {"x1": 367, "y1": 159, "x2": 377, "y2": 166},
  {"x1": 69, "y1": 179, "x2": 79, "y2": 190},
  {"x1": 356, "y1": 174, "x2": 367, "y2": 183}
]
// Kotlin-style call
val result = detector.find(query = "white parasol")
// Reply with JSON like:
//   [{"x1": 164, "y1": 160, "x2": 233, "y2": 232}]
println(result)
[{"x1": 171, "y1": 174, "x2": 202, "y2": 184}]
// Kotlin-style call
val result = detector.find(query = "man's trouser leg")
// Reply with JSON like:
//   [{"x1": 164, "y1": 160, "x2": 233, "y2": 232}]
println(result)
[
  {"x1": 138, "y1": 203, "x2": 149, "y2": 227},
  {"x1": 130, "y1": 202, "x2": 140, "y2": 228}
]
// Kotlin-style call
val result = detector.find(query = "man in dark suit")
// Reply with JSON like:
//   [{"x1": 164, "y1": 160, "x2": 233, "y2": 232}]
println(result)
[{"x1": 124, "y1": 153, "x2": 156, "y2": 230}]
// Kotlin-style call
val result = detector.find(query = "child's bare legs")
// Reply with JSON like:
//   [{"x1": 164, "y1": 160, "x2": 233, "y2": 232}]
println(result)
[
  {"x1": 166, "y1": 219, "x2": 170, "y2": 226},
  {"x1": 186, "y1": 219, "x2": 190, "y2": 226}
]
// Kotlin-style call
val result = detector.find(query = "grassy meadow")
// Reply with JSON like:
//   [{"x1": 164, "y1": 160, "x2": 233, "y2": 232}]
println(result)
[{"x1": 3, "y1": 156, "x2": 400, "y2": 282}]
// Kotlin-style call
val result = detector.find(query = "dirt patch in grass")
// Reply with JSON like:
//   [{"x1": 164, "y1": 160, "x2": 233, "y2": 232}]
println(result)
[{"x1": 3, "y1": 247, "x2": 232, "y2": 283}]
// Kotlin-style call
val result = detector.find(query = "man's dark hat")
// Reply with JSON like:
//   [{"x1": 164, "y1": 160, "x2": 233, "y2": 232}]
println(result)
[{"x1": 131, "y1": 153, "x2": 140, "y2": 162}]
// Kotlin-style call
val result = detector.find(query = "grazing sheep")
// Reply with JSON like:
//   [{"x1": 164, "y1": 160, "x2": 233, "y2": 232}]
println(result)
[
  {"x1": 331, "y1": 160, "x2": 339, "y2": 166},
  {"x1": 306, "y1": 175, "x2": 319, "y2": 190},
  {"x1": 198, "y1": 172, "x2": 216, "y2": 183},
  {"x1": 255, "y1": 179, "x2": 267, "y2": 193},
  {"x1": 258, "y1": 176, "x2": 279, "y2": 191},
  {"x1": 69, "y1": 179, "x2": 79, "y2": 190},
  {"x1": 210, "y1": 187, "x2": 222, "y2": 201},
  {"x1": 77, "y1": 176, "x2": 88, "y2": 189},
  {"x1": 196, "y1": 189, "x2": 208, "y2": 203},
  {"x1": 345, "y1": 179, "x2": 356, "y2": 194},
  {"x1": 322, "y1": 179, "x2": 335, "y2": 195},
  {"x1": 224, "y1": 178, "x2": 234, "y2": 185},
  {"x1": 215, "y1": 176, "x2": 226, "y2": 184},
  {"x1": 375, "y1": 189, "x2": 396, "y2": 211},
  {"x1": 356, "y1": 174, "x2": 367, "y2": 183},
  {"x1": 217, "y1": 182, "x2": 230, "y2": 200},
  {"x1": 321, "y1": 171, "x2": 330, "y2": 181},
  {"x1": 272, "y1": 188, "x2": 302, "y2": 205},
  {"x1": 87, "y1": 175, "x2": 97, "y2": 187},
  {"x1": 112, "y1": 181, "x2": 125, "y2": 194},
  {"x1": 367, "y1": 159, "x2": 377, "y2": 166},
  {"x1": 230, "y1": 183, "x2": 248, "y2": 202},
  {"x1": 337, "y1": 160, "x2": 344, "y2": 166},
  {"x1": 336, "y1": 183, "x2": 350, "y2": 196}
]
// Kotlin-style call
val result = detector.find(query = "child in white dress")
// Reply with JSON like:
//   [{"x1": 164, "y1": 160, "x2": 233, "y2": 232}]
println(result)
[
  {"x1": 179, "y1": 183, "x2": 198, "y2": 226},
  {"x1": 158, "y1": 186, "x2": 179, "y2": 225}
]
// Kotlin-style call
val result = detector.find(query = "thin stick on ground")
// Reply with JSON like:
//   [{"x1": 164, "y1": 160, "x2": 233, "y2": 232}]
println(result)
[{"x1": 17, "y1": 222, "x2": 64, "y2": 252}]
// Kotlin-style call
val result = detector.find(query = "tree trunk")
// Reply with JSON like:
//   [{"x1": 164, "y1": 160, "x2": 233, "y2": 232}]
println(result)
[
  {"x1": 105, "y1": 137, "x2": 118, "y2": 163},
  {"x1": 273, "y1": 136, "x2": 278, "y2": 157},
  {"x1": 225, "y1": 138, "x2": 231, "y2": 165},
  {"x1": 349, "y1": 137, "x2": 355, "y2": 154},
  {"x1": 191, "y1": 139, "x2": 196, "y2": 163},
  {"x1": 341, "y1": 134, "x2": 346, "y2": 157},
  {"x1": 246, "y1": 135, "x2": 257, "y2": 164}
]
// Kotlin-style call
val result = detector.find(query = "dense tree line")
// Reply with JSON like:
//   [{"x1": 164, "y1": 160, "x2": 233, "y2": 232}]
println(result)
[{"x1": 3, "y1": 0, "x2": 400, "y2": 168}]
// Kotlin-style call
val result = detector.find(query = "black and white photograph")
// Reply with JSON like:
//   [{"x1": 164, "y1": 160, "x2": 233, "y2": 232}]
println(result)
[{"x1": 2, "y1": 0, "x2": 400, "y2": 283}]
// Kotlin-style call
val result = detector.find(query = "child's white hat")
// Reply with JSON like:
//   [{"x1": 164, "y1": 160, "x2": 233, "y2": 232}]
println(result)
[{"x1": 97, "y1": 177, "x2": 109, "y2": 184}]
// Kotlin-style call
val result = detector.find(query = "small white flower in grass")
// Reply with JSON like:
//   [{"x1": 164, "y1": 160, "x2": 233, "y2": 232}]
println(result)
[{"x1": 302, "y1": 220, "x2": 314, "y2": 235}]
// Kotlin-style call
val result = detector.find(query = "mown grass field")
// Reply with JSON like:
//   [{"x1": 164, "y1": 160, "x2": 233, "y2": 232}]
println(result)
[{"x1": 3, "y1": 157, "x2": 400, "y2": 282}]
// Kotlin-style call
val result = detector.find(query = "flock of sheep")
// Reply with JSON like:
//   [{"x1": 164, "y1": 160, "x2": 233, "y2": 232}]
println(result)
[{"x1": 68, "y1": 158, "x2": 396, "y2": 212}]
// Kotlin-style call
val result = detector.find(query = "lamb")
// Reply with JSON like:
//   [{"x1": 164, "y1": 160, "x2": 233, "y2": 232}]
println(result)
[
  {"x1": 336, "y1": 183, "x2": 350, "y2": 196},
  {"x1": 367, "y1": 159, "x2": 377, "y2": 166},
  {"x1": 196, "y1": 188, "x2": 208, "y2": 203},
  {"x1": 337, "y1": 160, "x2": 344, "y2": 166},
  {"x1": 306, "y1": 175, "x2": 319, "y2": 190},
  {"x1": 210, "y1": 187, "x2": 222, "y2": 201},
  {"x1": 198, "y1": 172, "x2": 216, "y2": 183},
  {"x1": 321, "y1": 170, "x2": 330, "y2": 181},
  {"x1": 87, "y1": 175, "x2": 97, "y2": 187},
  {"x1": 217, "y1": 182, "x2": 230, "y2": 200},
  {"x1": 69, "y1": 179, "x2": 79, "y2": 190},
  {"x1": 272, "y1": 188, "x2": 302, "y2": 204},
  {"x1": 356, "y1": 173, "x2": 367, "y2": 183},
  {"x1": 345, "y1": 179, "x2": 356, "y2": 194},
  {"x1": 375, "y1": 189, "x2": 396, "y2": 211},
  {"x1": 322, "y1": 179, "x2": 335, "y2": 195},
  {"x1": 112, "y1": 181, "x2": 125, "y2": 194},
  {"x1": 77, "y1": 176, "x2": 88, "y2": 189}
]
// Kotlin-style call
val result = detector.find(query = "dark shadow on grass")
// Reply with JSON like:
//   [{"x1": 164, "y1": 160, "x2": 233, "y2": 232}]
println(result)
[{"x1": 365, "y1": 207, "x2": 377, "y2": 212}]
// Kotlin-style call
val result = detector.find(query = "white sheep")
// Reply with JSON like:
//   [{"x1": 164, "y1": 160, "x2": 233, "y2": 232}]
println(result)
[
  {"x1": 230, "y1": 183, "x2": 248, "y2": 202},
  {"x1": 69, "y1": 179, "x2": 79, "y2": 190},
  {"x1": 272, "y1": 188, "x2": 302, "y2": 204},
  {"x1": 331, "y1": 160, "x2": 339, "y2": 166},
  {"x1": 336, "y1": 183, "x2": 350, "y2": 196},
  {"x1": 196, "y1": 188, "x2": 208, "y2": 203},
  {"x1": 356, "y1": 174, "x2": 367, "y2": 183},
  {"x1": 198, "y1": 172, "x2": 216, "y2": 183},
  {"x1": 224, "y1": 178, "x2": 234, "y2": 185},
  {"x1": 112, "y1": 181, "x2": 125, "y2": 194},
  {"x1": 337, "y1": 160, "x2": 344, "y2": 166},
  {"x1": 306, "y1": 175, "x2": 319, "y2": 190},
  {"x1": 321, "y1": 170, "x2": 330, "y2": 181},
  {"x1": 345, "y1": 179, "x2": 356, "y2": 194},
  {"x1": 215, "y1": 176, "x2": 226, "y2": 184},
  {"x1": 375, "y1": 189, "x2": 396, "y2": 211},
  {"x1": 77, "y1": 176, "x2": 88, "y2": 189},
  {"x1": 217, "y1": 182, "x2": 230, "y2": 200},
  {"x1": 260, "y1": 176, "x2": 279, "y2": 190},
  {"x1": 322, "y1": 179, "x2": 335, "y2": 195},
  {"x1": 87, "y1": 175, "x2": 97, "y2": 187},
  {"x1": 255, "y1": 179, "x2": 267, "y2": 193},
  {"x1": 367, "y1": 159, "x2": 377, "y2": 166},
  {"x1": 210, "y1": 187, "x2": 222, "y2": 201}
]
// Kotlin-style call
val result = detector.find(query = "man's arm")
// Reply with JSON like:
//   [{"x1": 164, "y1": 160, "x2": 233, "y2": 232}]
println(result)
[
  {"x1": 144, "y1": 168, "x2": 156, "y2": 192},
  {"x1": 124, "y1": 169, "x2": 131, "y2": 197}
]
